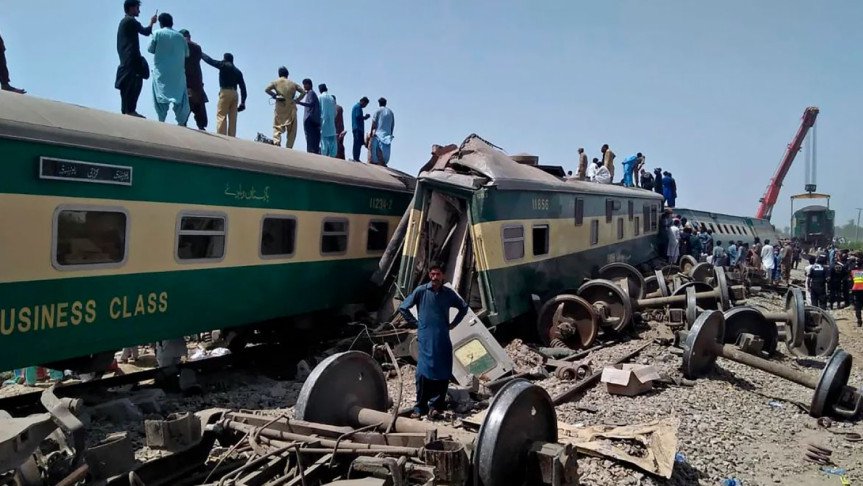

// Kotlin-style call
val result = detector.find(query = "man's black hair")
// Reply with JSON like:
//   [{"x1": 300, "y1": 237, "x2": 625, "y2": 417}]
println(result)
[
  {"x1": 302, "y1": 78, "x2": 312, "y2": 86},
  {"x1": 223, "y1": 53, "x2": 234, "y2": 62},
  {"x1": 378, "y1": 97, "x2": 387, "y2": 106},
  {"x1": 124, "y1": 0, "x2": 141, "y2": 13},
  {"x1": 360, "y1": 96, "x2": 369, "y2": 103},
  {"x1": 278, "y1": 66, "x2": 289, "y2": 77},
  {"x1": 157, "y1": 12, "x2": 173, "y2": 28},
  {"x1": 429, "y1": 264, "x2": 444, "y2": 273},
  {"x1": 318, "y1": 83, "x2": 328, "y2": 92}
]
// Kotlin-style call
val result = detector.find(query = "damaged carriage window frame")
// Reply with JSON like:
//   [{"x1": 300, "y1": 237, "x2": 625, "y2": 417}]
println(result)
[
  {"x1": 532, "y1": 223, "x2": 550, "y2": 256},
  {"x1": 628, "y1": 200, "x2": 634, "y2": 221},
  {"x1": 605, "y1": 198, "x2": 614, "y2": 223},
  {"x1": 52, "y1": 204, "x2": 129, "y2": 270},
  {"x1": 617, "y1": 217, "x2": 625, "y2": 240},
  {"x1": 321, "y1": 217, "x2": 350, "y2": 255},
  {"x1": 501, "y1": 224, "x2": 525, "y2": 261},
  {"x1": 634, "y1": 216, "x2": 641, "y2": 236},
  {"x1": 650, "y1": 205, "x2": 658, "y2": 231},
  {"x1": 642, "y1": 205, "x2": 650, "y2": 233},
  {"x1": 259, "y1": 215, "x2": 297, "y2": 259},
  {"x1": 590, "y1": 219, "x2": 599, "y2": 246},
  {"x1": 366, "y1": 220, "x2": 390, "y2": 253},
  {"x1": 574, "y1": 197, "x2": 584, "y2": 226},
  {"x1": 175, "y1": 211, "x2": 228, "y2": 263}
]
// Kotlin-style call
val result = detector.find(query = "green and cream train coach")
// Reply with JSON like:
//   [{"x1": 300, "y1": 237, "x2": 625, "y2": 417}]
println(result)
[
  {"x1": 395, "y1": 135, "x2": 664, "y2": 333},
  {"x1": 0, "y1": 93, "x2": 413, "y2": 371}
]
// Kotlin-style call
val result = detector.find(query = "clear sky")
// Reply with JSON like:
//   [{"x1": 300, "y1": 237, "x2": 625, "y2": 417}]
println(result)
[{"x1": 2, "y1": 1, "x2": 861, "y2": 227}]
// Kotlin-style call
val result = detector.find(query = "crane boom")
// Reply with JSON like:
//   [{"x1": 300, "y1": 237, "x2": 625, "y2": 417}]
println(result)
[{"x1": 756, "y1": 106, "x2": 819, "y2": 220}]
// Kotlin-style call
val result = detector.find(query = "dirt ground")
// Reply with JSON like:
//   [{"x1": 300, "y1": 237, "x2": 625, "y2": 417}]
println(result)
[{"x1": 3, "y1": 268, "x2": 862, "y2": 485}]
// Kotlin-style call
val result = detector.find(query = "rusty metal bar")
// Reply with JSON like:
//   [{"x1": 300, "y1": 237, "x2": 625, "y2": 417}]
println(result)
[{"x1": 552, "y1": 342, "x2": 652, "y2": 405}]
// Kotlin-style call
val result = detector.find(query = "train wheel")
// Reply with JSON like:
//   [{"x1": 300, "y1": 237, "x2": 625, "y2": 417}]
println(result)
[{"x1": 536, "y1": 295, "x2": 598, "y2": 349}]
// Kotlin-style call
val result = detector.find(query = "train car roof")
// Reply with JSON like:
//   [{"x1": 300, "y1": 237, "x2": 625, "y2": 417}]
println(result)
[
  {"x1": 0, "y1": 93, "x2": 414, "y2": 193},
  {"x1": 421, "y1": 134, "x2": 663, "y2": 199},
  {"x1": 796, "y1": 205, "x2": 830, "y2": 213}
]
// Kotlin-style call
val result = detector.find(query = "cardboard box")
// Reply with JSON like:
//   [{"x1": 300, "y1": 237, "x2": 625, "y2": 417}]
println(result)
[{"x1": 600, "y1": 363, "x2": 662, "y2": 396}]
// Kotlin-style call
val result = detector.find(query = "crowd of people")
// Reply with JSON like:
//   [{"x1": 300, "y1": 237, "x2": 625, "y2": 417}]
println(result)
[
  {"x1": 2, "y1": 1, "x2": 397, "y2": 165},
  {"x1": 566, "y1": 146, "x2": 679, "y2": 207},
  {"x1": 803, "y1": 245, "x2": 863, "y2": 326}
]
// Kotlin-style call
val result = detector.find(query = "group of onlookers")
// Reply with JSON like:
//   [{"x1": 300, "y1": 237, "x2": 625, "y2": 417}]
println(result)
[
  {"x1": 113, "y1": 0, "x2": 395, "y2": 164},
  {"x1": 567, "y1": 148, "x2": 679, "y2": 208}
]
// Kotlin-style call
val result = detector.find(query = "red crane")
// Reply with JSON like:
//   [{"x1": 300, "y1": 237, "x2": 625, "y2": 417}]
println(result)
[{"x1": 756, "y1": 106, "x2": 819, "y2": 220}]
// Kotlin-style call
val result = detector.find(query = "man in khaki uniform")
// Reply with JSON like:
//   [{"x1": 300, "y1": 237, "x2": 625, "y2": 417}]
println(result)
[
  {"x1": 264, "y1": 67, "x2": 305, "y2": 148},
  {"x1": 576, "y1": 147, "x2": 588, "y2": 180},
  {"x1": 601, "y1": 144, "x2": 616, "y2": 181}
]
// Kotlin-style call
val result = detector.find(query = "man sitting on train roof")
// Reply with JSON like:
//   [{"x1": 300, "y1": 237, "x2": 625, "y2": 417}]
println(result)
[{"x1": 590, "y1": 158, "x2": 611, "y2": 184}]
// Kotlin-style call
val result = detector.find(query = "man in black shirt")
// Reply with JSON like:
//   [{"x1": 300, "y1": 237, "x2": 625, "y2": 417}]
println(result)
[
  {"x1": 180, "y1": 29, "x2": 208, "y2": 130},
  {"x1": 115, "y1": 0, "x2": 156, "y2": 117},
  {"x1": 202, "y1": 52, "x2": 247, "y2": 137},
  {"x1": 0, "y1": 34, "x2": 26, "y2": 94},
  {"x1": 808, "y1": 256, "x2": 829, "y2": 310},
  {"x1": 295, "y1": 78, "x2": 321, "y2": 154}
]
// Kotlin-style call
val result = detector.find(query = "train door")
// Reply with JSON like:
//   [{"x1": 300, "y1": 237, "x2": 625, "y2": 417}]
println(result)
[{"x1": 396, "y1": 186, "x2": 488, "y2": 317}]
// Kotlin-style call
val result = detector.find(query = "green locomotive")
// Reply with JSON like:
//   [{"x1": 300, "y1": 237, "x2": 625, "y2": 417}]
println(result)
[{"x1": 0, "y1": 93, "x2": 413, "y2": 371}]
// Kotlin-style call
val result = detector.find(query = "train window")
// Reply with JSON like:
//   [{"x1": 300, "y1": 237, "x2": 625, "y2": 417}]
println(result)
[
  {"x1": 642, "y1": 206, "x2": 650, "y2": 233},
  {"x1": 650, "y1": 206, "x2": 658, "y2": 231},
  {"x1": 742, "y1": 227, "x2": 748, "y2": 235},
  {"x1": 590, "y1": 220, "x2": 599, "y2": 246},
  {"x1": 532, "y1": 224, "x2": 549, "y2": 256},
  {"x1": 709, "y1": 223, "x2": 716, "y2": 232},
  {"x1": 260, "y1": 216, "x2": 296, "y2": 258},
  {"x1": 321, "y1": 219, "x2": 349, "y2": 254},
  {"x1": 628, "y1": 201, "x2": 634, "y2": 221},
  {"x1": 574, "y1": 198, "x2": 584, "y2": 226},
  {"x1": 53, "y1": 207, "x2": 128, "y2": 268},
  {"x1": 617, "y1": 218, "x2": 624, "y2": 240},
  {"x1": 177, "y1": 213, "x2": 227, "y2": 261},
  {"x1": 367, "y1": 220, "x2": 389, "y2": 252},
  {"x1": 634, "y1": 217, "x2": 641, "y2": 236},
  {"x1": 502, "y1": 225, "x2": 525, "y2": 260},
  {"x1": 606, "y1": 199, "x2": 614, "y2": 223}
]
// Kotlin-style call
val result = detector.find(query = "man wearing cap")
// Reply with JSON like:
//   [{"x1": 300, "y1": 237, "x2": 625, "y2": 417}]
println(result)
[
  {"x1": 115, "y1": 0, "x2": 156, "y2": 117},
  {"x1": 148, "y1": 13, "x2": 189, "y2": 126},
  {"x1": 264, "y1": 67, "x2": 304, "y2": 148},
  {"x1": 180, "y1": 29, "x2": 208, "y2": 130},
  {"x1": 202, "y1": 51, "x2": 247, "y2": 136},
  {"x1": 369, "y1": 97, "x2": 395, "y2": 165}
]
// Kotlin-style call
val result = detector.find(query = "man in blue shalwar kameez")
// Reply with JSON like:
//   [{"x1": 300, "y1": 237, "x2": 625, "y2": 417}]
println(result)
[
  {"x1": 318, "y1": 83, "x2": 338, "y2": 157},
  {"x1": 621, "y1": 154, "x2": 638, "y2": 187},
  {"x1": 148, "y1": 13, "x2": 189, "y2": 125},
  {"x1": 398, "y1": 265, "x2": 469, "y2": 419}
]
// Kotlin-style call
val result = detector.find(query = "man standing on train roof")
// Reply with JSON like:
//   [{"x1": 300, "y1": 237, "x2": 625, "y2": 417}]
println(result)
[
  {"x1": 351, "y1": 97, "x2": 371, "y2": 161},
  {"x1": 116, "y1": 0, "x2": 156, "y2": 117},
  {"x1": 179, "y1": 29, "x2": 208, "y2": 131},
  {"x1": 296, "y1": 78, "x2": 321, "y2": 154},
  {"x1": 653, "y1": 167, "x2": 664, "y2": 195},
  {"x1": 370, "y1": 97, "x2": 395, "y2": 165},
  {"x1": 621, "y1": 154, "x2": 638, "y2": 187},
  {"x1": 0, "y1": 33, "x2": 26, "y2": 94},
  {"x1": 148, "y1": 13, "x2": 190, "y2": 126},
  {"x1": 318, "y1": 84, "x2": 338, "y2": 157},
  {"x1": 398, "y1": 265, "x2": 469, "y2": 420},
  {"x1": 201, "y1": 51, "x2": 247, "y2": 137},
  {"x1": 662, "y1": 171, "x2": 677, "y2": 207},
  {"x1": 576, "y1": 148, "x2": 588, "y2": 180},
  {"x1": 265, "y1": 67, "x2": 305, "y2": 148},
  {"x1": 334, "y1": 97, "x2": 347, "y2": 159},
  {"x1": 601, "y1": 144, "x2": 616, "y2": 181}
]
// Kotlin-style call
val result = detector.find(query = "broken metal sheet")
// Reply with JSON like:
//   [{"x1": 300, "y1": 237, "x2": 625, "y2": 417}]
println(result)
[
  {"x1": 0, "y1": 413, "x2": 57, "y2": 472},
  {"x1": 557, "y1": 418, "x2": 679, "y2": 479},
  {"x1": 449, "y1": 306, "x2": 515, "y2": 385}
]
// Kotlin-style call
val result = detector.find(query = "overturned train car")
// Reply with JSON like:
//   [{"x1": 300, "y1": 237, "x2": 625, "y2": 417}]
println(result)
[{"x1": 393, "y1": 135, "x2": 665, "y2": 330}]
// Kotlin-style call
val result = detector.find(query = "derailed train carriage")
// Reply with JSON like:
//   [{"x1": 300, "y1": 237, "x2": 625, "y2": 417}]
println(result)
[
  {"x1": 393, "y1": 135, "x2": 665, "y2": 343},
  {"x1": 0, "y1": 93, "x2": 414, "y2": 371}
]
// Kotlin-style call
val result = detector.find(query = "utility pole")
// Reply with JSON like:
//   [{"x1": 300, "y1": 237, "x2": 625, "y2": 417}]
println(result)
[{"x1": 856, "y1": 208, "x2": 862, "y2": 242}]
